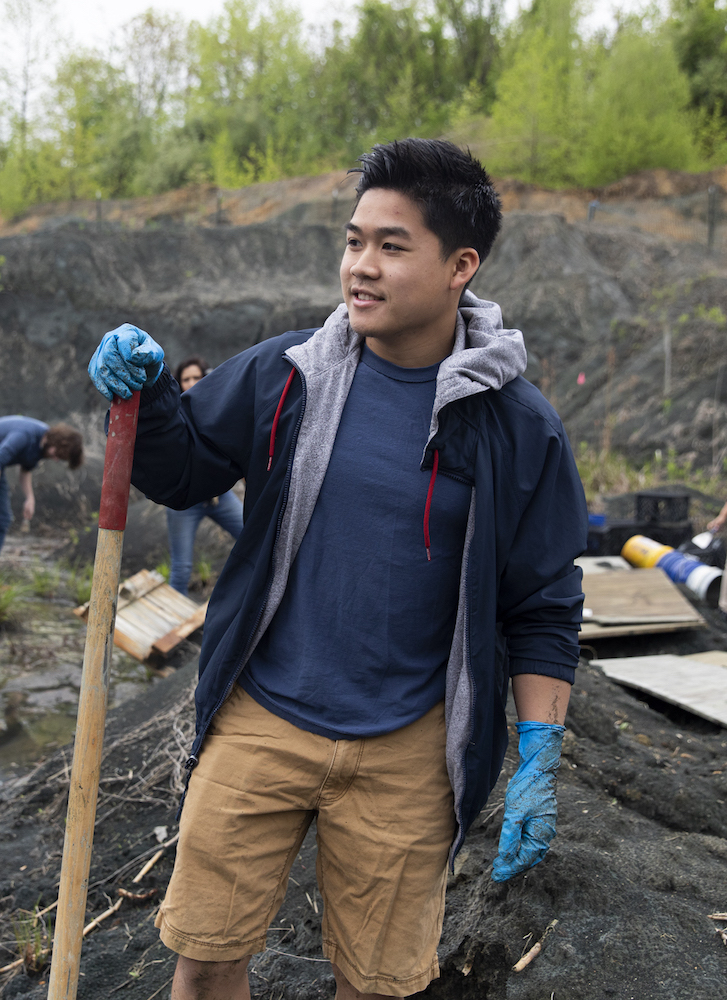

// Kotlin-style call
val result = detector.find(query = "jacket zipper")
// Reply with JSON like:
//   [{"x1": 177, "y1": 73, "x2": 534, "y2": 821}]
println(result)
[
  {"x1": 450, "y1": 557, "x2": 477, "y2": 868},
  {"x1": 182, "y1": 361, "x2": 307, "y2": 779}
]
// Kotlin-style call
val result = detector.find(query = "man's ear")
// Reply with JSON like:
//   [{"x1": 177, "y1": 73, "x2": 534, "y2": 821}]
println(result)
[{"x1": 450, "y1": 248, "x2": 480, "y2": 291}]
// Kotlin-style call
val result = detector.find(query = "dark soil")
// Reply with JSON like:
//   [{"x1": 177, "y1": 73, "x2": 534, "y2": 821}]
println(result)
[{"x1": 1, "y1": 615, "x2": 726, "y2": 1000}]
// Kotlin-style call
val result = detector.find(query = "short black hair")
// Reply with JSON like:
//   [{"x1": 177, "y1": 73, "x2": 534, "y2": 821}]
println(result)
[{"x1": 350, "y1": 138, "x2": 502, "y2": 263}]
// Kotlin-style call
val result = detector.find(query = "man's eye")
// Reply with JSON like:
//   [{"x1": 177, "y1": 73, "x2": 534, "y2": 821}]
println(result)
[
  {"x1": 383, "y1": 243, "x2": 403, "y2": 252},
  {"x1": 346, "y1": 238, "x2": 361, "y2": 248}
]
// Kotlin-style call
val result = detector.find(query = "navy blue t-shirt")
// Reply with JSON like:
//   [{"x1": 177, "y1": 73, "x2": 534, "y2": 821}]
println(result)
[
  {"x1": 242, "y1": 345, "x2": 472, "y2": 739},
  {"x1": 0, "y1": 416, "x2": 48, "y2": 473}
]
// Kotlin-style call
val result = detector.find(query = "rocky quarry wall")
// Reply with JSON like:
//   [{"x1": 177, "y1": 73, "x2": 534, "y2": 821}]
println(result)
[{"x1": 1, "y1": 209, "x2": 726, "y2": 534}]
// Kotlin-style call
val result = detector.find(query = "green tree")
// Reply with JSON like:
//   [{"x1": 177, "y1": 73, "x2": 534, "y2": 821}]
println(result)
[
  {"x1": 484, "y1": 0, "x2": 586, "y2": 184},
  {"x1": 576, "y1": 27, "x2": 700, "y2": 185},
  {"x1": 670, "y1": 0, "x2": 727, "y2": 116},
  {"x1": 49, "y1": 52, "x2": 144, "y2": 198}
]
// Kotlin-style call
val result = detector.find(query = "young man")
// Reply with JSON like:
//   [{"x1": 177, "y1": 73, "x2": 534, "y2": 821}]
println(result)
[
  {"x1": 88, "y1": 138, "x2": 587, "y2": 1000},
  {"x1": 0, "y1": 417, "x2": 84, "y2": 554}
]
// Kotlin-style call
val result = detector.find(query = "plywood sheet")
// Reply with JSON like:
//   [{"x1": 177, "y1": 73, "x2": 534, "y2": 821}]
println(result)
[
  {"x1": 580, "y1": 568, "x2": 705, "y2": 640},
  {"x1": 576, "y1": 556, "x2": 632, "y2": 575},
  {"x1": 679, "y1": 650, "x2": 727, "y2": 668},
  {"x1": 592, "y1": 653, "x2": 727, "y2": 727}
]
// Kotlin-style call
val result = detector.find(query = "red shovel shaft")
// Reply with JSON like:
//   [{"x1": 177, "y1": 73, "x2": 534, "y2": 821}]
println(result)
[{"x1": 48, "y1": 392, "x2": 140, "y2": 1000}]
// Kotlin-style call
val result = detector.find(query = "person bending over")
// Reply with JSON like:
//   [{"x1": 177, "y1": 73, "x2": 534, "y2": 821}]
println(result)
[
  {"x1": 88, "y1": 138, "x2": 587, "y2": 1000},
  {"x1": 164, "y1": 355, "x2": 244, "y2": 596},
  {"x1": 0, "y1": 417, "x2": 83, "y2": 554}
]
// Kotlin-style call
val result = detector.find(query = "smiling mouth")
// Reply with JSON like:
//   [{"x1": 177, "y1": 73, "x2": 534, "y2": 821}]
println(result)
[{"x1": 351, "y1": 289, "x2": 383, "y2": 302}]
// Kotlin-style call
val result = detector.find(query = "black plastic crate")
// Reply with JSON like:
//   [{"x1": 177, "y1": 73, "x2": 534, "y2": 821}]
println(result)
[
  {"x1": 587, "y1": 519, "x2": 693, "y2": 556},
  {"x1": 635, "y1": 491, "x2": 690, "y2": 523}
]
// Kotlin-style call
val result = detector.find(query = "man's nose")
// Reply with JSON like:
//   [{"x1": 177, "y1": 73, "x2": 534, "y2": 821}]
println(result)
[{"x1": 350, "y1": 247, "x2": 380, "y2": 278}]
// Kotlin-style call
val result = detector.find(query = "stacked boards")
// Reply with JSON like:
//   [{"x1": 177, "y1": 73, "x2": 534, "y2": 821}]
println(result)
[{"x1": 75, "y1": 569, "x2": 208, "y2": 661}]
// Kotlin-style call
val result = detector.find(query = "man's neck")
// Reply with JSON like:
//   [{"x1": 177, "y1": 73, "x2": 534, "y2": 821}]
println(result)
[{"x1": 364, "y1": 329, "x2": 456, "y2": 368}]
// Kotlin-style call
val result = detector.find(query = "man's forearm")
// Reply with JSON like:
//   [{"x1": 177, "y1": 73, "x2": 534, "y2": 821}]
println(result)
[
  {"x1": 511, "y1": 673, "x2": 571, "y2": 725},
  {"x1": 19, "y1": 469, "x2": 33, "y2": 501}
]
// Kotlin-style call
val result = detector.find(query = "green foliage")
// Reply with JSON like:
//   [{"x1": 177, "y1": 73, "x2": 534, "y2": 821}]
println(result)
[
  {"x1": 0, "y1": 574, "x2": 30, "y2": 625},
  {"x1": 30, "y1": 560, "x2": 60, "y2": 598},
  {"x1": 0, "y1": 0, "x2": 724, "y2": 218},
  {"x1": 155, "y1": 561, "x2": 171, "y2": 582},
  {"x1": 66, "y1": 562, "x2": 94, "y2": 606},
  {"x1": 670, "y1": 0, "x2": 727, "y2": 117},
  {"x1": 576, "y1": 442, "x2": 727, "y2": 505},
  {"x1": 576, "y1": 443, "x2": 655, "y2": 502},
  {"x1": 11, "y1": 908, "x2": 50, "y2": 974},
  {"x1": 194, "y1": 557, "x2": 213, "y2": 586},
  {"x1": 575, "y1": 28, "x2": 700, "y2": 186}
]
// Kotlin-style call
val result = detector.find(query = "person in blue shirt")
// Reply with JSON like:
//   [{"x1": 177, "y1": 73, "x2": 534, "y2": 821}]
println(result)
[
  {"x1": 0, "y1": 418, "x2": 84, "y2": 554},
  {"x1": 88, "y1": 138, "x2": 587, "y2": 1000},
  {"x1": 165, "y1": 356, "x2": 244, "y2": 596}
]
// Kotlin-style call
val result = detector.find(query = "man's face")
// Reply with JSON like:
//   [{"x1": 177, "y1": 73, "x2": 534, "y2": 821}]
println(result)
[{"x1": 340, "y1": 188, "x2": 472, "y2": 357}]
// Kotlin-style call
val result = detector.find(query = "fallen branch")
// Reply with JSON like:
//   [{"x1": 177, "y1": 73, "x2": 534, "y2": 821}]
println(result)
[
  {"x1": 0, "y1": 956, "x2": 24, "y2": 974},
  {"x1": 708, "y1": 912, "x2": 727, "y2": 920},
  {"x1": 118, "y1": 888, "x2": 158, "y2": 903},
  {"x1": 513, "y1": 919, "x2": 559, "y2": 973},
  {"x1": 132, "y1": 832, "x2": 179, "y2": 883},
  {"x1": 82, "y1": 896, "x2": 124, "y2": 937}
]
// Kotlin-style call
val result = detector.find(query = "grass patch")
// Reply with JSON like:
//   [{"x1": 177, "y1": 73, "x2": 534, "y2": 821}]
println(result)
[
  {"x1": 0, "y1": 574, "x2": 30, "y2": 626},
  {"x1": 30, "y1": 560, "x2": 60, "y2": 599},
  {"x1": 65, "y1": 561, "x2": 94, "y2": 607}
]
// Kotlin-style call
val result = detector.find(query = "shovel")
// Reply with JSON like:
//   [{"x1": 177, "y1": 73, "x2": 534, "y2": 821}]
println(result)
[{"x1": 47, "y1": 391, "x2": 140, "y2": 1000}]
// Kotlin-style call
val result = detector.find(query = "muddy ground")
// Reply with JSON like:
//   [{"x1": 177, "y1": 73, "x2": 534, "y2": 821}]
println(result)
[{"x1": 0, "y1": 595, "x2": 726, "y2": 999}]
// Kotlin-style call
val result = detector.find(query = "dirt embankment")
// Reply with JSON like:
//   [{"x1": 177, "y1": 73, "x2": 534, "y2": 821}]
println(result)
[
  {"x1": 2, "y1": 165, "x2": 725, "y2": 237},
  {"x1": 1, "y1": 629, "x2": 726, "y2": 1000},
  {"x1": 1, "y1": 166, "x2": 727, "y2": 539}
]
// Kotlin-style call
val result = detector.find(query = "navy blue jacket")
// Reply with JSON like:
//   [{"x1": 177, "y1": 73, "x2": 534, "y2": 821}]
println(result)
[{"x1": 132, "y1": 325, "x2": 587, "y2": 849}]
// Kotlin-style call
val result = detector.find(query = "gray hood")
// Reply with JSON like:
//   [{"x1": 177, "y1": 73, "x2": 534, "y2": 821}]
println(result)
[{"x1": 428, "y1": 289, "x2": 527, "y2": 445}]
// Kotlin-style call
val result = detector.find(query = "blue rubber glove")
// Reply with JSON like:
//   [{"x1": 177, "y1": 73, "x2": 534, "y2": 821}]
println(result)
[
  {"x1": 491, "y1": 721, "x2": 564, "y2": 882},
  {"x1": 88, "y1": 323, "x2": 164, "y2": 401}
]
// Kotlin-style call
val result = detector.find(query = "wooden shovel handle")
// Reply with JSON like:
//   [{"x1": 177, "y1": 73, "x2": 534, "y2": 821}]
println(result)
[{"x1": 48, "y1": 392, "x2": 140, "y2": 1000}]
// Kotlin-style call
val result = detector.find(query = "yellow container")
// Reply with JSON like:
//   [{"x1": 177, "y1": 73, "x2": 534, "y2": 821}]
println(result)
[{"x1": 621, "y1": 534, "x2": 674, "y2": 568}]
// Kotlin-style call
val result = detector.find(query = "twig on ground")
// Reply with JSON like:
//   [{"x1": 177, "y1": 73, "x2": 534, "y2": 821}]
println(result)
[
  {"x1": 264, "y1": 948, "x2": 329, "y2": 963},
  {"x1": 143, "y1": 974, "x2": 174, "y2": 1000},
  {"x1": 132, "y1": 832, "x2": 180, "y2": 883},
  {"x1": 512, "y1": 919, "x2": 559, "y2": 973},
  {"x1": 83, "y1": 896, "x2": 124, "y2": 937},
  {"x1": 118, "y1": 888, "x2": 158, "y2": 903}
]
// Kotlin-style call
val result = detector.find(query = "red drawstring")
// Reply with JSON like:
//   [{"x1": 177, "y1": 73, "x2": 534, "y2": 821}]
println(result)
[
  {"x1": 423, "y1": 449, "x2": 439, "y2": 561},
  {"x1": 267, "y1": 368, "x2": 297, "y2": 471}
]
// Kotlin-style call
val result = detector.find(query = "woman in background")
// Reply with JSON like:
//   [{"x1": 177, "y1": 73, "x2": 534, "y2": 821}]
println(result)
[{"x1": 166, "y1": 356, "x2": 244, "y2": 596}]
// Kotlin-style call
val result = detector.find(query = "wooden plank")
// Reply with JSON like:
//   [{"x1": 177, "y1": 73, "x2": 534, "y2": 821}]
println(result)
[
  {"x1": 113, "y1": 613, "x2": 157, "y2": 650},
  {"x1": 679, "y1": 650, "x2": 727, "y2": 668},
  {"x1": 112, "y1": 628, "x2": 151, "y2": 661},
  {"x1": 576, "y1": 556, "x2": 633, "y2": 575},
  {"x1": 118, "y1": 569, "x2": 166, "y2": 603},
  {"x1": 117, "y1": 602, "x2": 172, "y2": 638},
  {"x1": 580, "y1": 620, "x2": 706, "y2": 640},
  {"x1": 151, "y1": 602, "x2": 208, "y2": 654},
  {"x1": 582, "y1": 568, "x2": 704, "y2": 626},
  {"x1": 73, "y1": 568, "x2": 166, "y2": 621},
  {"x1": 592, "y1": 653, "x2": 727, "y2": 727},
  {"x1": 143, "y1": 588, "x2": 198, "y2": 621}
]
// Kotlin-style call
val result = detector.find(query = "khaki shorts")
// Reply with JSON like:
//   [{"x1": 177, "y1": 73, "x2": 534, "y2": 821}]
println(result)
[{"x1": 156, "y1": 686, "x2": 455, "y2": 996}]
